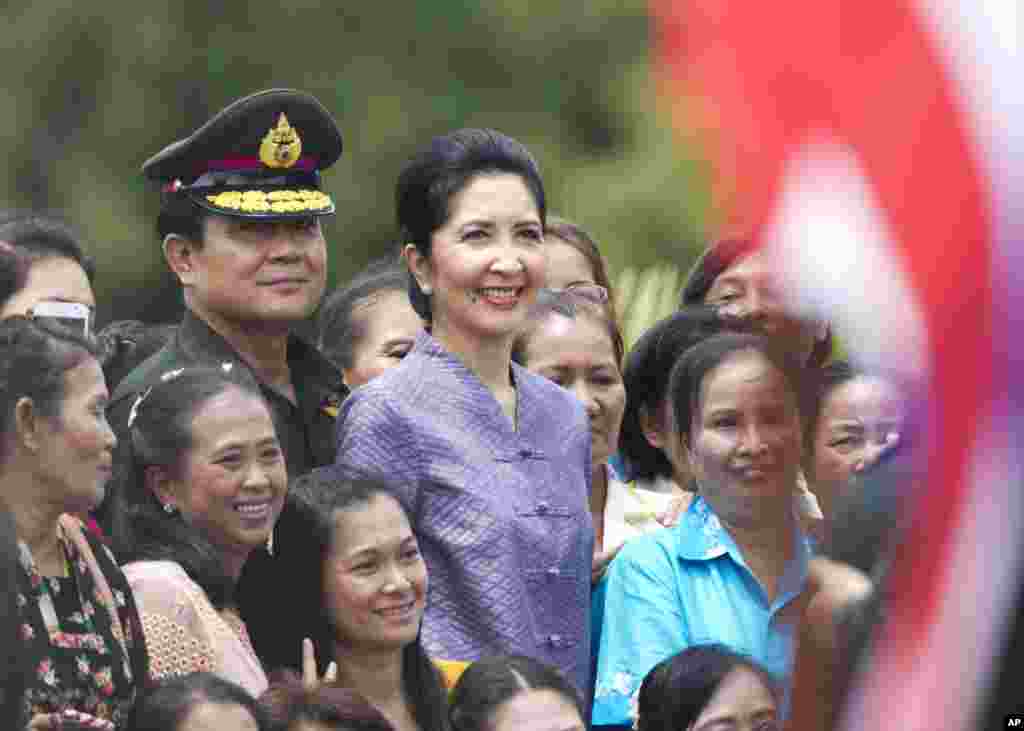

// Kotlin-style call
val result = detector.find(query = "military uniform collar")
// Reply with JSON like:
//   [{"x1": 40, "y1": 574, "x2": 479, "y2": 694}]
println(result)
[
  {"x1": 176, "y1": 309, "x2": 248, "y2": 371},
  {"x1": 176, "y1": 309, "x2": 341, "y2": 391}
]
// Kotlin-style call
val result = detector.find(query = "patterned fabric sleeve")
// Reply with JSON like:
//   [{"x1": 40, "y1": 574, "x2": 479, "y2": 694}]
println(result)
[
  {"x1": 124, "y1": 564, "x2": 216, "y2": 680},
  {"x1": 335, "y1": 388, "x2": 420, "y2": 503},
  {"x1": 592, "y1": 538, "x2": 687, "y2": 727}
]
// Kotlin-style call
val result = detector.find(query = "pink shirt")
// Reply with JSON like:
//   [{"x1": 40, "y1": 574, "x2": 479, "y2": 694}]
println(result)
[{"x1": 123, "y1": 560, "x2": 267, "y2": 697}]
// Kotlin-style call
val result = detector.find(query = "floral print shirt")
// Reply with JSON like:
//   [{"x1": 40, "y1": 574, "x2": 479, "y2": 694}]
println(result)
[{"x1": 16, "y1": 516, "x2": 147, "y2": 728}]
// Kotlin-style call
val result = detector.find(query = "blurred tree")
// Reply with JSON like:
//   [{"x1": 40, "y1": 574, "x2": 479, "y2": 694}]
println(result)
[{"x1": 0, "y1": 0, "x2": 709, "y2": 329}]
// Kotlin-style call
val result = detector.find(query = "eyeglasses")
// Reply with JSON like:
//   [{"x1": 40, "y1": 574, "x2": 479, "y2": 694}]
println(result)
[
  {"x1": 537, "y1": 283, "x2": 609, "y2": 307},
  {"x1": 530, "y1": 284, "x2": 610, "y2": 320},
  {"x1": 563, "y1": 283, "x2": 609, "y2": 305}
]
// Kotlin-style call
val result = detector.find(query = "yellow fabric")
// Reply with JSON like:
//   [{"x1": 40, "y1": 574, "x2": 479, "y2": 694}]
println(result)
[
  {"x1": 434, "y1": 659, "x2": 471, "y2": 690},
  {"x1": 205, "y1": 189, "x2": 332, "y2": 214}
]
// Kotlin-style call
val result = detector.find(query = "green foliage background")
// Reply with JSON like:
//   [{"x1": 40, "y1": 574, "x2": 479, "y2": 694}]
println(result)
[{"x1": 0, "y1": 1, "x2": 710, "y2": 330}]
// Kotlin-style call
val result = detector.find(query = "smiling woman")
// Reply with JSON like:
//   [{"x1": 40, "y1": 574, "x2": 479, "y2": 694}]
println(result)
[
  {"x1": 111, "y1": 367, "x2": 288, "y2": 696},
  {"x1": 282, "y1": 467, "x2": 449, "y2": 731},
  {"x1": 593, "y1": 333, "x2": 813, "y2": 728},
  {"x1": 337, "y1": 129, "x2": 593, "y2": 694}
]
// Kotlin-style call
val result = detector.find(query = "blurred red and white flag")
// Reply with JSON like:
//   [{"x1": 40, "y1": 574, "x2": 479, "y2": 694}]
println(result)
[{"x1": 651, "y1": 0, "x2": 1021, "y2": 728}]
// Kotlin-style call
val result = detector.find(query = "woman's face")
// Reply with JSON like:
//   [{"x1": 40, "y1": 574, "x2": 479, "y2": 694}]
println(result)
[
  {"x1": 686, "y1": 350, "x2": 802, "y2": 526},
  {"x1": 489, "y1": 689, "x2": 585, "y2": 731},
  {"x1": 35, "y1": 357, "x2": 115, "y2": 513},
  {"x1": 407, "y1": 172, "x2": 546, "y2": 343},
  {"x1": 178, "y1": 701, "x2": 260, "y2": 731},
  {"x1": 342, "y1": 289, "x2": 424, "y2": 388},
  {"x1": 544, "y1": 238, "x2": 595, "y2": 291},
  {"x1": 162, "y1": 387, "x2": 287, "y2": 561},
  {"x1": 810, "y1": 375, "x2": 904, "y2": 513},
  {"x1": 704, "y1": 249, "x2": 820, "y2": 364},
  {"x1": 522, "y1": 313, "x2": 625, "y2": 467},
  {"x1": 324, "y1": 494, "x2": 428, "y2": 651},
  {"x1": 691, "y1": 666, "x2": 778, "y2": 731},
  {"x1": 0, "y1": 256, "x2": 95, "y2": 319}
]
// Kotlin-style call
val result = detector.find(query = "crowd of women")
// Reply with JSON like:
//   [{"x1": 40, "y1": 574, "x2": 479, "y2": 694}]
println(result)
[{"x1": 0, "y1": 89, "x2": 906, "y2": 730}]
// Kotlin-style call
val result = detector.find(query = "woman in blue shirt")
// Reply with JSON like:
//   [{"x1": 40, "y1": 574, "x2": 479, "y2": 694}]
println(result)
[
  {"x1": 593, "y1": 333, "x2": 812, "y2": 728},
  {"x1": 336, "y1": 129, "x2": 593, "y2": 694}
]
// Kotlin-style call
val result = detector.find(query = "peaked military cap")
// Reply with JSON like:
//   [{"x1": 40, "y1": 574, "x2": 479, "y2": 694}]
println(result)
[{"x1": 142, "y1": 88, "x2": 343, "y2": 218}]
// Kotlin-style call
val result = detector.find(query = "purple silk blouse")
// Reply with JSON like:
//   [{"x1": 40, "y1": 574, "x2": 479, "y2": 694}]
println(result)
[{"x1": 335, "y1": 331, "x2": 594, "y2": 692}]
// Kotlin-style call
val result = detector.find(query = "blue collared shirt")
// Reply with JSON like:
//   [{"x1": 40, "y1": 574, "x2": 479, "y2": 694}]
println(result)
[
  {"x1": 592, "y1": 496, "x2": 811, "y2": 726},
  {"x1": 336, "y1": 331, "x2": 594, "y2": 693}
]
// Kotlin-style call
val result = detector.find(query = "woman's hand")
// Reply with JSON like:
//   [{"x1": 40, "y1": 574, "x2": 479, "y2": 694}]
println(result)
[
  {"x1": 301, "y1": 637, "x2": 338, "y2": 690},
  {"x1": 592, "y1": 544, "x2": 623, "y2": 584}
]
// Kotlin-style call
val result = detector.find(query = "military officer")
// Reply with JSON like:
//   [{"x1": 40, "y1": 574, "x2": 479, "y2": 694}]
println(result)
[{"x1": 107, "y1": 89, "x2": 347, "y2": 673}]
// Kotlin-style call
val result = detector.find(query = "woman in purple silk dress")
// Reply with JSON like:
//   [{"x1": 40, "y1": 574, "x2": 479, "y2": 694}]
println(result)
[{"x1": 335, "y1": 129, "x2": 593, "y2": 693}]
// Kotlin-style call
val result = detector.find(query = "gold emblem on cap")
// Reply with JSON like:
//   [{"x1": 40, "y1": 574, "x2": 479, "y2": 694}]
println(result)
[{"x1": 259, "y1": 113, "x2": 302, "y2": 169}]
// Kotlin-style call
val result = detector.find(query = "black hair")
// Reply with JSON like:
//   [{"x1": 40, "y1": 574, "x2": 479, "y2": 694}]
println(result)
[
  {"x1": 618, "y1": 307, "x2": 736, "y2": 481},
  {"x1": 110, "y1": 367, "x2": 264, "y2": 609},
  {"x1": 317, "y1": 258, "x2": 415, "y2": 370},
  {"x1": 0, "y1": 244, "x2": 25, "y2": 309},
  {"x1": 125, "y1": 672, "x2": 270, "y2": 731},
  {"x1": 284, "y1": 466, "x2": 450, "y2": 731},
  {"x1": 680, "y1": 238, "x2": 832, "y2": 369},
  {"x1": 668, "y1": 332, "x2": 806, "y2": 451},
  {"x1": 96, "y1": 320, "x2": 178, "y2": 393},
  {"x1": 0, "y1": 213, "x2": 96, "y2": 309},
  {"x1": 261, "y1": 672, "x2": 396, "y2": 731},
  {"x1": 449, "y1": 654, "x2": 584, "y2": 731},
  {"x1": 0, "y1": 316, "x2": 100, "y2": 461},
  {"x1": 156, "y1": 192, "x2": 209, "y2": 244},
  {"x1": 0, "y1": 504, "x2": 27, "y2": 728},
  {"x1": 635, "y1": 645, "x2": 777, "y2": 731},
  {"x1": 396, "y1": 128, "x2": 546, "y2": 321}
]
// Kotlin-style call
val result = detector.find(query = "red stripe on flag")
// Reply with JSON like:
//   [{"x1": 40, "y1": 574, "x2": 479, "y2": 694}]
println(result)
[{"x1": 652, "y1": 0, "x2": 993, "y2": 660}]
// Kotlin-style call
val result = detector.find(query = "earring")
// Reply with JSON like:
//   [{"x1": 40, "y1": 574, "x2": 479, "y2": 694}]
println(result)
[
  {"x1": 162, "y1": 503, "x2": 176, "y2": 515},
  {"x1": 420, "y1": 283, "x2": 433, "y2": 295}
]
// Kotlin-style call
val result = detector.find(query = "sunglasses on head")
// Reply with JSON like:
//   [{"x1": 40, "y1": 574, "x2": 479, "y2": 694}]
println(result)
[
  {"x1": 531, "y1": 283, "x2": 610, "y2": 319},
  {"x1": 27, "y1": 300, "x2": 95, "y2": 339}
]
